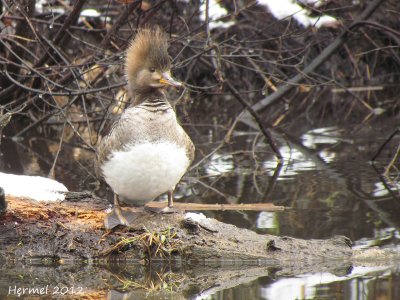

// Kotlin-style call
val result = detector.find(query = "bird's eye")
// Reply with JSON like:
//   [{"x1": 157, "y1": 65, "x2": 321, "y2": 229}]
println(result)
[{"x1": 149, "y1": 67, "x2": 156, "y2": 73}]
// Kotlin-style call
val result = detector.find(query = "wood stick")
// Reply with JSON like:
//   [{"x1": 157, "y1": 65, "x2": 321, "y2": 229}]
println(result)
[{"x1": 145, "y1": 202, "x2": 285, "y2": 211}]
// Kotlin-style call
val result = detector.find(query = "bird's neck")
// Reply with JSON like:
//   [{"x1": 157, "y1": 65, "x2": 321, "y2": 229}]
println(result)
[
  {"x1": 129, "y1": 88, "x2": 173, "y2": 112},
  {"x1": 130, "y1": 87, "x2": 164, "y2": 105}
]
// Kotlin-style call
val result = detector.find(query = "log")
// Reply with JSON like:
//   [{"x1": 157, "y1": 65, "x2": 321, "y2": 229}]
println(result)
[{"x1": 0, "y1": 194, "x2": 351, "y2": 262}]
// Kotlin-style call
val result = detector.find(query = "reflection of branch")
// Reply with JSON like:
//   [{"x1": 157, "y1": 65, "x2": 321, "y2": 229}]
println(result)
[
  {"x1": 373, "y1": 128, "x2": 400, "y2": 191},
  {"x1": 191, "y1": 177, "x2": 230, "y2": 199},
  {"x1": 263, "y1": 161, "x2": 283, "y2": 199},
  {"x1": 363, "y1": 166, "x2": 400, "y2": 229},
  {"x1": 226, "y1": 80, "x2": 283, "y2": 160},
  {"x1": 190, "y1": 118, "x2": 239, "y2": 170},
  {"x1": 279, "y1": 130, "x2": 347, "y2": 186},
  {"x1": 384, "y1": 143, "x2": 400, "y2": 178},
  {"x1": 371, "y1": 164, "x2": 399, "y2": 201},
  {"x1": 372, "y1": 128, "x2": 399, "y2": 162}
]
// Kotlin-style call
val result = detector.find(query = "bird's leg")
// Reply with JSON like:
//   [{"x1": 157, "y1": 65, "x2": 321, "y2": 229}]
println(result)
[
  {"x1": 144, "y1": 186, "x2": 181, "y2": 213},
  {"x1": 168, "y1": 188, "x2": 174, "y2": 208},
  {"x1": 113, "y1": 194, "x2": 130, "y2": 225},
  {"x1": 104, "y1": 194, "x2": 134, "y2": 229}
]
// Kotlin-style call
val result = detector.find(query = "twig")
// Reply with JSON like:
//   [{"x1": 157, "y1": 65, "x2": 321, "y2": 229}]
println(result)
[
  {"x1": 138, "y1": 0, "x2": 169, "y2": 27},
  {"x1": 0, "y1": 0, "x2": 87, "y2": 102},
  {"x1": 3, "y1": 69, "x2": 126, "y2": 96},
  {"x1": 36, "y1": 0, "x2": 87, "y2": 67},
  {"x1": 48, "y1": 120, "x2": 67, "y2": 179},
  {"x1": 99, "y1": 1, "x2": 141, "y2": 49}
]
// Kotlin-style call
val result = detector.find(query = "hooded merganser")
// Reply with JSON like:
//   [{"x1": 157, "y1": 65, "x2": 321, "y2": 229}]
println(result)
[{"x1": 96, "y1": 28, "x2": 194, "y2": 229}]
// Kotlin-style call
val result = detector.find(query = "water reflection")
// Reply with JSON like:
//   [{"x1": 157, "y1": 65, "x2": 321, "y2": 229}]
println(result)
[
  {"x1": 261, "y1": 266, "x2": 397, "y2": 300},
  {"x1": 205, "y1": 153, "x2": 234, "y2": 176},
  {"x1": 1, "y1": 261, "x2": 399, "y2": 299},
  {"x1": 263, "y1": 145, "x2": 318, "y2": 178}
]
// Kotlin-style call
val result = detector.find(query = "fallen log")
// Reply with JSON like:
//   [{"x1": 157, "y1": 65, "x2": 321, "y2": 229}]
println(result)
[
  {"x1": 0, "y1": 193, "x2": 351, "y2": 263},
  {"x1": 3, "y1": 193, "x2": 399, "y2": 265}
]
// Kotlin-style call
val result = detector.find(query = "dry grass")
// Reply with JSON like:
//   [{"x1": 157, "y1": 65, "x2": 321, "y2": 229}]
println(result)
[{"x1": 101, "y1": 226, "x2": 182, "y2": 259}]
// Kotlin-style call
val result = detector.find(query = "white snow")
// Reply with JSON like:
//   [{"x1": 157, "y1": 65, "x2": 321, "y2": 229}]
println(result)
[
  {"x1": 299, "y1": 0, "x2": 327, "y2": 7},
  {"x1": 35, "y1": 0, "x2": 65, "y2": 15},
  {"x1": 0, "y1": 172, "x2": 68, "y2": 202},
  {"x1": 199, "y1": 0, "x2": 235, "y2": 29},
  {"x1": 196, "y1": 0, "x2": 338, "y2": 29},
  {"x1": 80, "y1": 9, "x2": 101, "y2": 18},
  {"x1": 258, "y1": 0, "x2": 338, "y2": 28},
  {"x1": 184, "y1": 212, "x2": 207, "y2": 222}
]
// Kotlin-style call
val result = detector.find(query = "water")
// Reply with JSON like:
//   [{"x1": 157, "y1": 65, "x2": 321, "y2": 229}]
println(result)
[{"x1": 0, "y1": 119, "x2": 399, "y2": 299}]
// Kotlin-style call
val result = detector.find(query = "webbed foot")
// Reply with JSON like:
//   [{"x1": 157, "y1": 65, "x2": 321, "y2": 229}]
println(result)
[
  {"x1": 104, "y1": 207, "x2": 139, "y2": 229},
  {"x1": 104, "y1": 194, "x2": 140, "y2": 229}
]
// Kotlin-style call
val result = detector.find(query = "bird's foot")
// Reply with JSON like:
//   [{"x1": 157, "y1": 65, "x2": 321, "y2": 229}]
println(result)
[{"x1": 104, "y1": 207, "x2": 138, "y2": 230}]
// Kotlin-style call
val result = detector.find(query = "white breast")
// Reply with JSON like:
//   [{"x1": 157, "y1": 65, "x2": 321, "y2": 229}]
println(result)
[{"x1": 101, "y1": 141, "x2": 190, "y2": 205}]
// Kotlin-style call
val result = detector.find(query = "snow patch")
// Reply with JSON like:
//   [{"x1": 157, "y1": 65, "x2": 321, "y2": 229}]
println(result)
[
  {"x1": 184, "y1": 212, "x2": 207, "y2": 222},
  {"x1": 80, "y1": 9, "x2": 101, "y2": 18},
  {"x1": 199, "y1": 0, "x2": 235, "y2": 29},
  {"x1": 0, "y1": 172, "x2": 68, "y2": 202},
  {"x1": 259, "y1": 0, "x2": 339, "y2": 28}
]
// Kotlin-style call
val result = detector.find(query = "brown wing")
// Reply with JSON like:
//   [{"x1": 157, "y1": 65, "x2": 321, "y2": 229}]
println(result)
[
  {"x1": 95, "y1": 114, "x2": 127, "y2": 179},
  {"x1": 185, "y1": 132, "x2": 195, "y2": 164}
]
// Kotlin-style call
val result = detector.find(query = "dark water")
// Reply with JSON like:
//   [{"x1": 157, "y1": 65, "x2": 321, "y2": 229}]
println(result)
[{"x1": 0, "y1": 118, "x2": 399, "y2": 299}]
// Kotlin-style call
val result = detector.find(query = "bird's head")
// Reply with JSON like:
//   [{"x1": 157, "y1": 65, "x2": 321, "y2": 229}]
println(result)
[{"x1": 125, "y1": 27, "x2": 181, "y2": 98}]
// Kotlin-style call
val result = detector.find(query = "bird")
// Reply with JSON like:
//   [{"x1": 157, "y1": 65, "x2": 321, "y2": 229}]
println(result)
[{"x1": 96, "y1": 27, "x2": 195, "y2": 229}]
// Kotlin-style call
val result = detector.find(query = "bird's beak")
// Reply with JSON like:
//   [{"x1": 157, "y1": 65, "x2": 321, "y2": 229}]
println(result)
[{"x1": 159, "y1": 72, "x2": 182, "y2": 88}]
